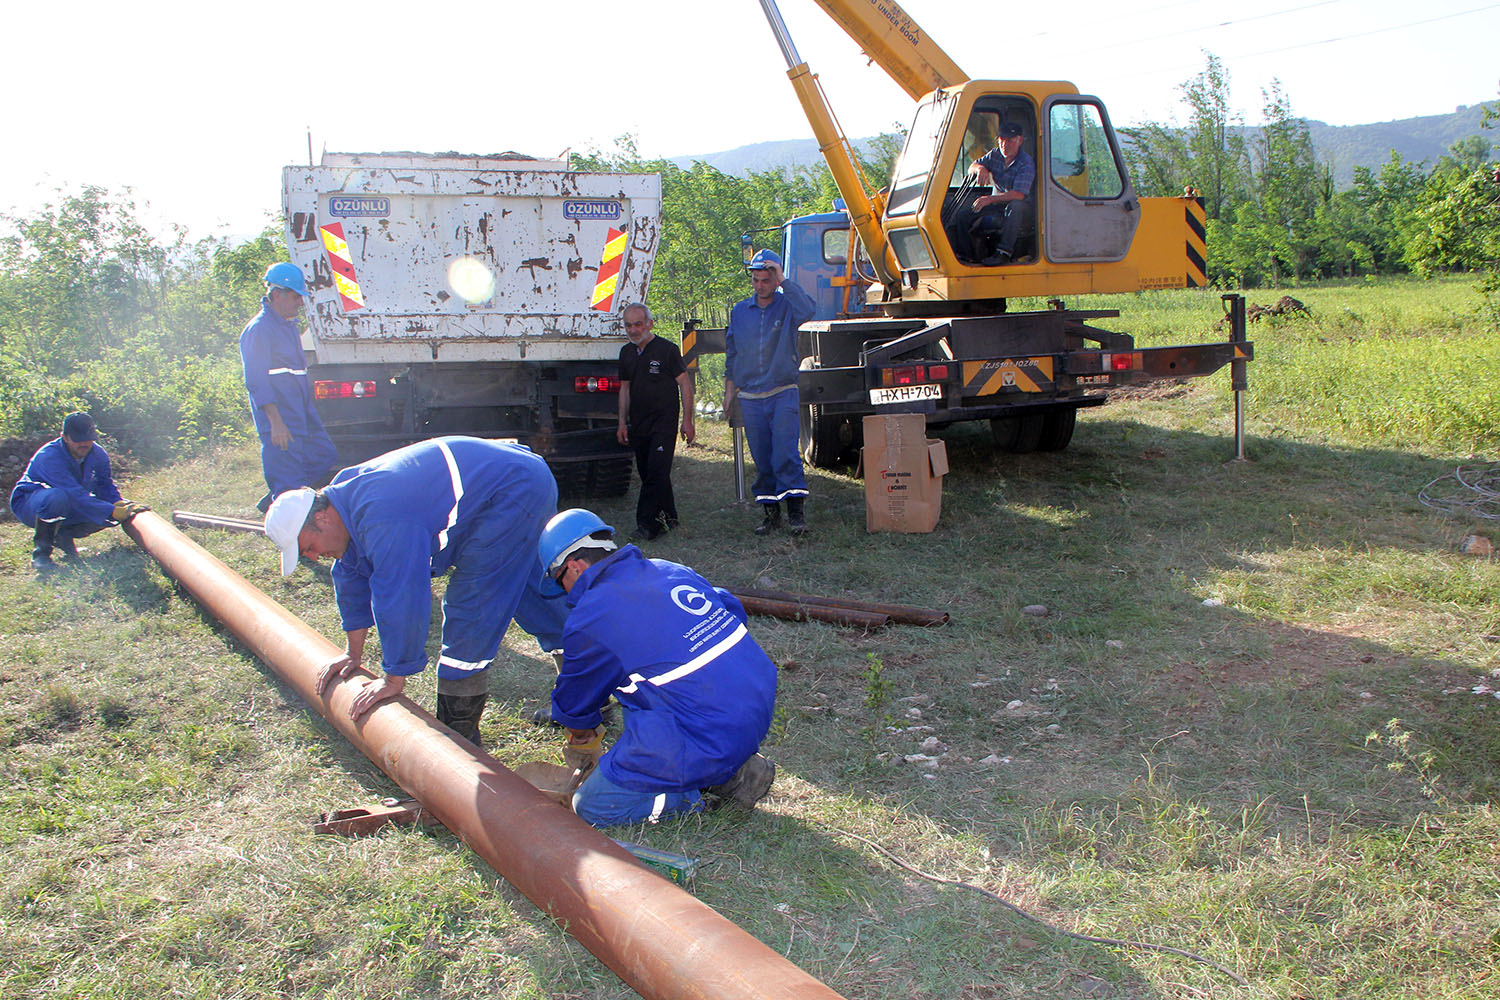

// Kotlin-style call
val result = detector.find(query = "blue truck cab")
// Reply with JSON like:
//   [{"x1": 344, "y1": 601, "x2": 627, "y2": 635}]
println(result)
[{"x1": 778, "y1": 200, "x2": 876, "y2": 322}]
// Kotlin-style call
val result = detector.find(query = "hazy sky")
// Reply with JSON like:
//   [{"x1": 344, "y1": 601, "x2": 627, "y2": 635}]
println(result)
[{"x1": 6, "y1": 0, "x2": 1496, "y2": 240}]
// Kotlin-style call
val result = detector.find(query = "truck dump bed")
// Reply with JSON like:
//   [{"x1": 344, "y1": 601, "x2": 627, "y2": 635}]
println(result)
[{"x1": 282, "y1": 152, "x2": 661, "y2": 364}]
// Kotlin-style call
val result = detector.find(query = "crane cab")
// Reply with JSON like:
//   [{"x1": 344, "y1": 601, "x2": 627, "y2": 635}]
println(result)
[{"x1": 879, "y1": 81, "x2": 1205, "y2": 312}]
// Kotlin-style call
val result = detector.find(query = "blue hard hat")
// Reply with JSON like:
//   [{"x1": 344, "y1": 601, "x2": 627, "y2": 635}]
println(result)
[
  {"x1": 538, "y1": 508, "x2": 615, "y2": 597},
  {"x1": 264, "y1": 261, "x2": 308, "y2": 297},
  {"x1": 747, "y1": 248, "x2": 783, "y2": 271}
]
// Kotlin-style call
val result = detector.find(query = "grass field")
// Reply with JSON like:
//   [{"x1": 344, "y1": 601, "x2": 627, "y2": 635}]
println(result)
[{"x1": 2, "y1": 275, "x2": 1497, "y2": 999}]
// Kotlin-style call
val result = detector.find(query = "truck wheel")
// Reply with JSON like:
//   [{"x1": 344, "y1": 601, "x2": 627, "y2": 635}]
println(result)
[
  {"x1": 990, "y1": 414, "x2": 1044, "y2": 453},
  {"x1": 801, "y1": 404, "x2": 858, "y2": 469},
  {"x1": 585, "y1": 457, "x2": 633, "y2": 498},
  {"x1": 1037, "y1": 408, "x2": 1077, "y2": 452}
]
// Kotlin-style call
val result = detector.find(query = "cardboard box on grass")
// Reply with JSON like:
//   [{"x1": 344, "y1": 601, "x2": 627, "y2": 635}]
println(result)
[{"x1": 860, "y1": 414, "x2": 949, "y2": 533}]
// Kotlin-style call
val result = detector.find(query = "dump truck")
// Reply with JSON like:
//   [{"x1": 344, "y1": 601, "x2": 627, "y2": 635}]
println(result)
[
  {"x1": 280, "y1": 152, "x2": 660, "y2": 494},
  {"x1": 730, "y1": 0, "x2": 1252, "y2": 467}
]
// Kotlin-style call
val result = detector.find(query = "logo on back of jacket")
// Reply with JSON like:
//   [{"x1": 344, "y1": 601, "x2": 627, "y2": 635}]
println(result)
[{"x1": 671, "y1": 586, "x2": 711, "y2": 616}]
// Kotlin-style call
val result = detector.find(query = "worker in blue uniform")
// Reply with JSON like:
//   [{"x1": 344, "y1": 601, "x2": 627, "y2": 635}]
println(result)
[
  {"x1": 537, "y1": 508, "x2": 777, "y2": 826},
  {"x1": 9, "y1": 412, "x2": 148, "y2": 572},
  {"x1": 263, "y1": 436, "x2": 569, "y2": 745},
  {"x1": 724, "y1": 249, "x2": 816, "y2": 537},
  {"x1": 240, "y1": 262, "x2": 339, "y2": 513}
]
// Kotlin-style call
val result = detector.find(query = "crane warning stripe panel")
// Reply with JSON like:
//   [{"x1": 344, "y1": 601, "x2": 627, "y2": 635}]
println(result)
[
  {"x1": 962, "y1": 358, "x2": 1055, "y2": 395},
  {"x1": 591, "y1": 228, "x2": 627, "y2": 312},
  {"x1": 1185, "y1": 198, "x2": 1207, "y2": 289},
  {"x1": 320, "y1": 222, "x2": 367, "y2": 312}
]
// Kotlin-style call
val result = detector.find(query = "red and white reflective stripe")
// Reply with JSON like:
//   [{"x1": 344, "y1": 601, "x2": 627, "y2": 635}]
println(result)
[
  {"x1": 591, "y1": 227, "x2": 626, "y2": 312},
  {"x1": 320, "y1": 222, "x2": 367, "y2": 312}
]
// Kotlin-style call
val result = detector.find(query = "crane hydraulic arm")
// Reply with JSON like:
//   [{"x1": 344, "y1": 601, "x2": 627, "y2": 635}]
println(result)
[
  {"x1": 806, "y1": 0, "x2": 967, "y2": 98},
  {"x1": 756, "y1": 0, "x2": 901, "y2": 285}
]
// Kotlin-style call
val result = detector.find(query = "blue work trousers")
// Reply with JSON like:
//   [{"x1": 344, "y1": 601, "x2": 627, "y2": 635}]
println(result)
[
  {"x1": 437, "y1": 505, "x2": 569, "y2": 683},
  {"x1": 259, "y1": 428, "x2": 339, "y2": 498},
  {"x1": 739, "y1": 390, "x2": 807, "y2": 504},
  {"x1": 572, "y1": 764, "x2": 706, "y2": 827},
  {"x1": 12, "y1": 488, "x2": 103, "y2": 531}
]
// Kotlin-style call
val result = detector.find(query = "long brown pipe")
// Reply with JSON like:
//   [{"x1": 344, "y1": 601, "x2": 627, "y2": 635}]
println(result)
[
  {"x1": 732, "y1": 587, "x2": 949, "y2": 628},
  {"x1": 734, "y1": 594, "x2": 890, "y2": 630},
  {"x1": 124, "y1": 511, "x2": 848, "y2": 1000}
]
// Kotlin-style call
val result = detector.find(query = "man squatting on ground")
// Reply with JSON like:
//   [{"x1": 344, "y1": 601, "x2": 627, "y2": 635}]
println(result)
[
  {"x1": 724, "y1": 249, "x2": 815, "y2": 537},
  {"x1": 240, "y1": 262, "x2": 339, "y2": 513},
  {"x1": 538, "y1": 508, "x2": 777, "y2": 826},
  {"x1": 263, "y1": 436, "x2": 569, "y2": 743},
  {"x1": 9, "y1": 412, "x2": 149, "y2": 572},
  {"x1": 617, "y1": 302, "x2": 695, "y2": 541}
]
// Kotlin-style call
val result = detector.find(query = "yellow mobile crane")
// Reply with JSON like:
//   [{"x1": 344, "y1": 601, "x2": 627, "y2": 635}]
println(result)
[{"x1": 749, "y1": 0, "x2": 1252, "y2": 465}]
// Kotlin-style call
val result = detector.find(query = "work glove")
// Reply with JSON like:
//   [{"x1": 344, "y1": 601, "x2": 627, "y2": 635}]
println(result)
[
  {"x1": 563, "y1": 725, "x2": 606, "y2": 789},
  {"x1": 111, "y1": 499, "x2": 151, "y2": 522}
]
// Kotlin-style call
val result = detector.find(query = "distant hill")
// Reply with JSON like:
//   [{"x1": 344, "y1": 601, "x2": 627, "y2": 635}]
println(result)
[{"x1": 670, "y1": 104, "x2": 1495, "y2": 189}]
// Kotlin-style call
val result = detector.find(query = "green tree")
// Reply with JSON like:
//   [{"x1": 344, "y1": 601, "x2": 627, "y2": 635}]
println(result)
[
  {"x1": 1123, "y1": 52, "x2": 1250, "y2": 223},
  {"x1": 0, "y1": 186, "x2": 178, "y2": 375},
  {"x1": 1247, "y1": 82, "x2": 1322, "y2": 282}
]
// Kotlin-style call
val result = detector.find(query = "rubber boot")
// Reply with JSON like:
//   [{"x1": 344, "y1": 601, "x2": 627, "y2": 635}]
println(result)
[
  {"x1": 436, "y1": 692, "x2": 488, "y2": 746},
  {"x1": 754, "y1": 502, "x2": 781, "y2": 536},
  {"x1": 786, "y1": 496, "x2": 807, "y2": 537},
  {"x1": 31, "y1": 522, "x2": 56, "y2": 573},
  {"x1": 53, "y1": 526, "x2": 81, "y2": 561}
]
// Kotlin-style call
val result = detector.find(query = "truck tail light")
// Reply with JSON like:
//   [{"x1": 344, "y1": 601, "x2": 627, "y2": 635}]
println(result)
[
  {"x1": 575, "y1": 375, "x2": 620, "y2": 393},
  {"x1": 314, "y1": 380, "x2": 378, "y2": 400},
  {"x1": 1108, "y1": 353, "x2": 1141, "y2": 372},
  {"x1": 883, "y1": 363, "x2": 950, "y2": 387},
  {"x1": 890, "y1": 364, "x2": 924, "y2": 386}
]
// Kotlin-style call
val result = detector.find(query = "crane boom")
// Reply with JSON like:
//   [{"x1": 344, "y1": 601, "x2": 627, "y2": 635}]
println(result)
[
  {"x1": 756, "y1": 0, "x2": 901, "y2": 284},
  {"x1": 808, "y1": 0, "x2": 967, "y2": 99}
]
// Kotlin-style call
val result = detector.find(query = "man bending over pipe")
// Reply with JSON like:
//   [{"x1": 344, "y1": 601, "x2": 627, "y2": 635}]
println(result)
[
  {"x1": 537, "y1": 508, "x2": 777, "y2": 826},
  {"x1": 264, "y1": 436, "x2": 568, "y2": 745}
]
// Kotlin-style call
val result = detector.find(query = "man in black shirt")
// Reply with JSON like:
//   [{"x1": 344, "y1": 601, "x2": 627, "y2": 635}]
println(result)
[{"x1": 617, "y1": 303, "x2": 695, "y2": 540}]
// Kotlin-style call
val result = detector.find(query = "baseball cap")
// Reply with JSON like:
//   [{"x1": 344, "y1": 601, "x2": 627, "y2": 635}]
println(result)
[
  {"x1": 265, "y1": 488, "x2": 316, "y2": 576},
  {"x1": 747, "y1": 248, "x2": 783, "y2": 271},
  {"x1": 62, "y1": 412, "x2": 97, "y2": 442},
  {"x1": 998, "y1": 122, "x2": 1023, "y2": 138}
]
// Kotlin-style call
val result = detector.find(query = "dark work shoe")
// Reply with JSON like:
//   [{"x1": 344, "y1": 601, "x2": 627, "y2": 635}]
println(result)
[
  {"x1": 705, "y1": 753, "x2": 776, "y2": 810},
  {"x1": 754, "y1": 502, "x2": 781, "y2": 536},
  {"x1": 979, "y1": 250, "x2": 1013, "y2": 266},
  {"x1": 630, "y1": 524, "x2": 660, "y2": 542},
  {"x1": 255, "y1": 491, "x2": 274, "y2": 514},
  {"x1": 786, "y1": 497, "x2": 807, "y2": 536},
  {"x1": 31, "y1": 551, "x2": 56, "y2": 574}
]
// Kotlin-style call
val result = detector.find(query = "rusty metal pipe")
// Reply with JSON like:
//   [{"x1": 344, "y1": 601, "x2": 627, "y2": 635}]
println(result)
[
  {"x1": 123, "y1": 511, "x2": 847, "y2": 1000},
  {"x1": 172, "y1": 510, "x2": 265, "y2": 534},
  {"x1": 169, "y1": 511, "x2": 912, "y2": 631},
  {"x1": 732, "y1": 587, "x2": 949, "y2": 627},
  {"x1": 733, "y1": 593, "x2": 890, "y2": 630}
]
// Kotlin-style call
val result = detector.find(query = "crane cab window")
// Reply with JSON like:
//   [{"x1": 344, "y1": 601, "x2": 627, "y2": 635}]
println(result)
[
  {"x1": 1048, "y1": 102, "x2": 1125, "y2": 199},
  {"x1": 947, "y1": 100, "x2": 1035, "y2": 184}
]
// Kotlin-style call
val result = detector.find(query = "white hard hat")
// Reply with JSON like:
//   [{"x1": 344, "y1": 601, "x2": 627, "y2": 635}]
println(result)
[{"x1": 264, "y1": 488, "x2": 315, "y2": 576}]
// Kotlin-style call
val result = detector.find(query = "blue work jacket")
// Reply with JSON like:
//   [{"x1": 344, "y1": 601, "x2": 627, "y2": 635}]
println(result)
[
  {"x1": 725, "y1": 279, "x2": 815, "y2": 396},
  {"x1": 552, "y1": 546, "x2": 778, "y2": 793},
  {"x1": 326, "y1": 436, "x2": 555, "y2": 676},
  {"x1": 239, "y1": 299, "x2": 319, "y2": 438},
  {"x1": 9, "y1": 438, "x2": 122, "y2": 524}
]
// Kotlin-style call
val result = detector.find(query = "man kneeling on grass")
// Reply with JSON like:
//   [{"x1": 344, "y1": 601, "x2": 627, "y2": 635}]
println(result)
[{"x1": 537, "y1": 508, "x2": 778, "y2": 826}]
